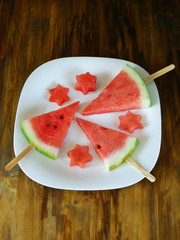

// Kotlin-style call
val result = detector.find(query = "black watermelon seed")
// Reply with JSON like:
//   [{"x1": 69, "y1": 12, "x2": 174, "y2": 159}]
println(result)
[
  {"x1": 60, "y1": 116, "x2": 64, "y2": 119},
  {"x1": 46, "y1": 124, "x2": 50, "y2": 127},
  {"x1": 54, "y1": 125, "x2": 57, "y2": 129},
  {"x1": 97, "y1": 145, "x2": 101, "y2": 149}
]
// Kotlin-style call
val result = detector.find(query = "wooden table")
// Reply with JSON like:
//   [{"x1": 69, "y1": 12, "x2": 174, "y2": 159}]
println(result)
[{"x1": 0, "y1": 1, "x2": 179, "y2": 239}]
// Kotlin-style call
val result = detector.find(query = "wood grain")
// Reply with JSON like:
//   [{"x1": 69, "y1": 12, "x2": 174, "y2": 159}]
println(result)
[{"x1": 0, "y1": 0, "x2": 179, "y2": 239}]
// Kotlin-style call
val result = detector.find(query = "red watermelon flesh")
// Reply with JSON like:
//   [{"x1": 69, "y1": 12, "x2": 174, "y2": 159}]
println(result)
[
  {"x1": 119, "y1": 111, "x2": 143, "y2": 134},
  {"x1": 67, "y1": 144, "x2": 92, "y2": 168},
  {"x1": 76, "y1": 118, "x2": 138, "y2": 171},
  {"x1": 81, "y1": 64, "x2": 151, "y2": 115},
  {"x1": 20, "y1": 101, "x2": 79, "y2": 159},
  {"x1": 75, "y1": 72, "x2": 97, "y2": 95},
  {"x1": 49, "y1": 84, "x2": 69, "y2": 106}
]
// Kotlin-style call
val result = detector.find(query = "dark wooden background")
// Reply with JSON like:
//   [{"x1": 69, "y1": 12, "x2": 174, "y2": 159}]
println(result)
[{"x1": 0, "y1": 0, "x2": 179, "y2": 239}]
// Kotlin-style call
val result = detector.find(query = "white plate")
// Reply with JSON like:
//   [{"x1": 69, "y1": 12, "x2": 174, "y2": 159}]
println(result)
[{"x1": 14, "y1": 57, "x2": 161, "y2": 190}]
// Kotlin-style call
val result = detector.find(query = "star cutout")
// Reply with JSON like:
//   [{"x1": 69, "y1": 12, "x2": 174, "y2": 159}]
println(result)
[
  {"x1": 119, "y1": 111, "x2": 143, "y2": 134},
  {"x1": 49, "y1": 84, "x2": 69, "y2": 106},
  {"x1": 75, "y1": 72, "x2": 97, "y2": 95},
  {"x1": 67, "y1": 144, "x2": 92, "y2": 168}
]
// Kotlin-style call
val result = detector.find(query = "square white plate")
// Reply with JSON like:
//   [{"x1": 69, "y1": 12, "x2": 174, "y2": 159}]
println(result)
[{"x1": 14, "y1": 57, "x2": 161, "y2": 190}]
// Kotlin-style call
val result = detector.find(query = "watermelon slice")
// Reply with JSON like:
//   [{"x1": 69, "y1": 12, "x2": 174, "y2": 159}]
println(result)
[
  {"x1": 67, "y1": 144, "x2": 92, "y2": 168},
  {"x1": 75, "y1": 72, "x2": 97, "y2": 95},
  {"x1": 81, "y1": 64, "x2": 151, "y2": 115},
  {"x1": 119, "y1": 111, "x2": 143, "y2": 134},
  {"x1": 49, "y1": 84, "x2": 69, "y2": 106},
  {"x1": 20, "y1": 101, "x2": 79, "y2": 159},
  {"x1": 76, "y1": 118, "x2": 138, "y2": 171}
]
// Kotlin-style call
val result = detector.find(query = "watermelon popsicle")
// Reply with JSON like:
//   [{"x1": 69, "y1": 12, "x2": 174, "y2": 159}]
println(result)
[
  {"x1": 5, "y1": 101, "x2": 79, "y2": 171},
  {"x1": 76, "y1": 118, "x2": 156, "y2": 182},
  {"x1": 81, "y1": 64, "x2": 175, "y2": 115}
]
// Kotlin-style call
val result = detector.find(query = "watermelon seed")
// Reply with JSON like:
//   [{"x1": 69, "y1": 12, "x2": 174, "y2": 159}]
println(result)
[
  {"x1": 46, "y1": 124, "x2": 50, "y2": 127},
  {"x1": 97, "y1": 145, "x2": 101, "y2": 149},
  {"x1": 54, "y1": 125, "x2": 57, "y2": 129},
  {"x1": 60, "y1": 116, "x2": 64, "y2": 119}
]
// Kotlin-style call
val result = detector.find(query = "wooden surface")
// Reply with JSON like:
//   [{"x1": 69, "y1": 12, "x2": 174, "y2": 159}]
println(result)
[{"x1": 0, "y1": 0, "x2": 179, "y2": 239}]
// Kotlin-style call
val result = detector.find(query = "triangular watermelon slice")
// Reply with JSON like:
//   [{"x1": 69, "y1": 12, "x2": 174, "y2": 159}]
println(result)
[
  {"x1": 20, "y1": 101, "x2": 79, "y2": 159},
  {"x1": 81, "y1": 64, "x2": 151, "y2": 115},
  {"x1": 76, "y1": 118, "x2": 138, "y2": 171}
]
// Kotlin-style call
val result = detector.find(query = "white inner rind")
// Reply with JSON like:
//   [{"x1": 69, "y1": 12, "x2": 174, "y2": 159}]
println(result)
[
  {"x1": 124, "y1": 64, "x2": 151, "y2": 108},
  {"x1": 104, "y1": 137, "x2": 137, "y2": 171},
  {"x1": 21, "y1": 120, "x2": 59, "y2": 158}
]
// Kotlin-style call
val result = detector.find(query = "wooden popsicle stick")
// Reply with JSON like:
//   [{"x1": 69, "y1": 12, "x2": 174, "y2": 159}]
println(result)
[
  {"x1": 5, "y1": 144, "x2": 35, "y2": 171},
  {"x1": 143, "y1": 64, "x2": 175, "y2": 83},
  {"x1": 125, "y1": 156, "x2": 156, "y2": 182}
]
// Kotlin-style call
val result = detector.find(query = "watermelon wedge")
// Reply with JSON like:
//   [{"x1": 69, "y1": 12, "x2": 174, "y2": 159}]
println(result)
[
  {"x1": 20, "y1": 101, "x2": 79, "y2": 159},
  {"x1": 76, "y1": 118, "x2": 138, "y2": 171},
  {"x1": 81, "y1": 64, "x2": 151, "y2": 115}
]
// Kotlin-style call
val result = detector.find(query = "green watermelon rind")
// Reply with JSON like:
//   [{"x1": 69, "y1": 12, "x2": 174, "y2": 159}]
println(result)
[
  {"x1": 107, "y1": 138, "x2": 139, "y2": 171},
  {"x1": 20, "y1": 122, "x2": 56, "y2": 160},
  {"x1": 125, "y1": 64, "x2": 151, "y2": 108}
]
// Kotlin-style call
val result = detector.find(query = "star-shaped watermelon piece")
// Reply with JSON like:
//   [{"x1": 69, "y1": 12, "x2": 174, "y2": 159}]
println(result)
[
  {"x1": 49, "y1": 84, "x2": 69, "y2": 106},
  {"x1": 67, "y1": 144, "x2": 93, "y2": 168},
  {"x1": 75, "y1": 72, "x2": 97, "y2": 95},
  {"x1": 119, "y1": 111, "x2": 143, "y2": 134}
]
